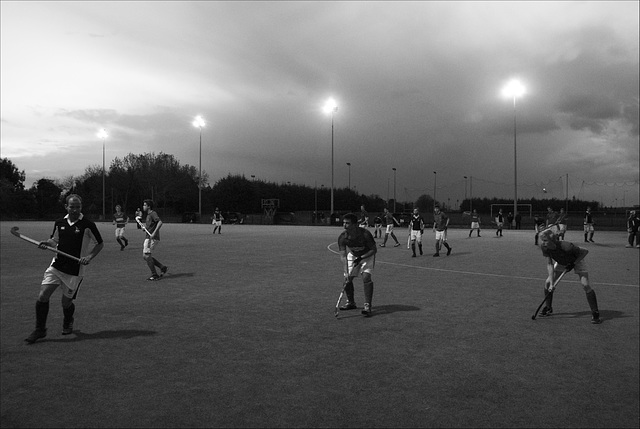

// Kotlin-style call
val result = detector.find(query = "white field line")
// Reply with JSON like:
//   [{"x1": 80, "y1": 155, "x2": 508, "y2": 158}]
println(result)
[{"x1": 327, "y1": 242, "x2": 639, "y2": 288}]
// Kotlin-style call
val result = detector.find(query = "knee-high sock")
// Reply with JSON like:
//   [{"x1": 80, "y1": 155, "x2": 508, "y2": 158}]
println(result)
[
  {"x1": 63, "y1": 302, "x2": 75, "y2": 325},
  {"x1": 35, "y1": 300, "x2": 49, "y2": 329},
  {"x1": 363, "y1": 281, "x2": 373, "y2": 305},
  {"x1": 345, "y1": 281, "x2": 355, "y2": 304},
  {"x1": 586, "y1": 290, "x2": 599, "y2": 313}
]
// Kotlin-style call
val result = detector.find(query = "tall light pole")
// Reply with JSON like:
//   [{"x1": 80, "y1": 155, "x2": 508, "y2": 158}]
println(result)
[
  {"x1": 192, "y1": 115, "x2": 205, "y2": 219},
  {"x1": 97, "y1": 129, "x2": 108, "y2": 220},
  {"x1": 464, "y1": 175, "x2": 468, "y2": 209},
  {"x1": 433, "y1": 171, "x2": 437, "y2": 212},
  {"x1": 323, "y1": 98, "x2": 338, "y2": 215},
  {"x1": 346, "y1": 162, "x2": 351, "y2": 190},
  {"x1": 502, "y1": 79, "x2": 526, "y2": 220},
  {"x1": 392, "y1": 168, "x2": 397, "y2": 212}
]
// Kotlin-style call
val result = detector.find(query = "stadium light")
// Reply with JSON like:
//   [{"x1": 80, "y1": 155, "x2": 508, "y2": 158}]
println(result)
[
  {"x1": 323, "y1": 98, "x2": 338, "y2": 215},
  {"x1": 97, "y1": 129, "x2": 108, "y2": 220},
  {"x1": 502, "y1": 79, "x2": 526, "y2": 220},
  {"x1": 392, "y1": 168, "x2": 397, "y2": 212},
  {"x1": 192, "y1": 115, "x2": 205, "y2": 218}
]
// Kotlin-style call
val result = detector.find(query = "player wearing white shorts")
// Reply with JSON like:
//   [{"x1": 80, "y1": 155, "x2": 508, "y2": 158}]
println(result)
[
  {"x1": 408, "y1": 208, "x2": 424, "y2": 257},
  {"x1": 338, "y1": 213, "x2": 377, "y2": 316},
  {"x1": 25, "y1": 194, "x2": 104, "y2": 344},
  {"x1": 583, "y1": 207, "x2": 595, "y2": 243},
  {"x1": 142, "y1": 199, "x2": 168, "y2": 281},
  {"x1": 212, "y1": 208, "x2": 224, "y2": 234},
  {"x1": 113, "y1": 205, "x2": 129, "y2": 251},
  {"x1": 468, "y1": 209, "x2": 481, "y2": 237},
  {"x1": 556, "y1": 208, "x2": 568, "y2": 240},
  {"x1": 433, "y1": 205, "x2": 452, "y2": 257}
]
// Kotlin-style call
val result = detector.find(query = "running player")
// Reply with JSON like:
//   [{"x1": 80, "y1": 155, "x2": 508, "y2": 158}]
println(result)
[
  {"x1": 338, "y1": 213, "x2": 377, "y2": 317},
  {"x1": 538, "y1": 229, "x2": 602, "y2": 324},
  {"x1": 380, "y1": 208, "x2": 401, "y2": 247},
  {"x1": 25, "y1": 194, "x2": 104, "y2": 344},
  {"x1": 113, "y1": 205, "x2": 129, "y2": 251},
  {"x1": 408, "y1": 208, "x2": 424, "y2": 257}
]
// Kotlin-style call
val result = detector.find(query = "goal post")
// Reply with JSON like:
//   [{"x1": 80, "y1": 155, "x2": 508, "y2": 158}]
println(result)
[
  {"x1": 262, "y1": 199, "x2": 280, "y2": 222},
  {"x1": 490, "y1": 204, "x2": 532, "y2": 221}
]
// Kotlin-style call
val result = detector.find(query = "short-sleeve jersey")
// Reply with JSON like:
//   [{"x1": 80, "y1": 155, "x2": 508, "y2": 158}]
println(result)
[
  {"x1": 546, "y1": 211, "x2": 558, "y2": 226},
  {"x1": 383, "y1": 212, "x2": 395, "y2": 226},
  {"x1": 50, "y1": 214, "x2": 103, "y2": 276},
  {"x1": 541, "y1": 241, "x2": 581, "y2": 266},
  {"x1": 409, "y1": 214, "x2": 424, "y2": 231},
  {"x1": 557, "y1": 212, "x2": 567, "y2": 224},
  {"x1": 359, "y1": 210, "x2": 369, "y2": 223},
  {"x1": 338, "y1": 227, "x2": 376, "y2": 258},
  {"x1": 584, "y1": 212, "x2": 594, "y2": 224},
  {"x1": 471, "y1": 213, "x2": 480, "y2": 223},
  {"x1": 434, "y1": 212, "x2": 449, "y2": 231},
  {"x1": 213, "y1": 210, "x2": 223, "y2": 221},
  {"x1": 145, "y1": 210, "x2": 161, "y2": 240},
  {"x1": 497, "y1": 212, "x2": 504, "y2": 222},
  {"x1": 374, "y1": 216, "x2": 382, "y2": 225},
  {"x1": 113, "y1": 212, "x2": 128, "y2": 228}
]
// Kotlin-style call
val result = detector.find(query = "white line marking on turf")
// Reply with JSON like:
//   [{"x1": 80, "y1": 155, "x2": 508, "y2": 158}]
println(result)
[{"x1": 327, "y1": 242, "x2": 639, "y2": 288}]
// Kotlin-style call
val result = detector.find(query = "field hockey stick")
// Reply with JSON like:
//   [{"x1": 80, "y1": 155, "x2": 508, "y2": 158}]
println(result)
[
  {"x1": 335, "y1": 260, "x2": 359, "y2": 318},
  {"x1": 531, "y1": 269, "x2": 569, "y2": 320},
  {"x1": 407, "y1": 233, "x2": 411, "y2": 249},
  {"x1": 10, "y1": 227, "x2": 82, "y2": 263},
  {"x1": 135, "y1": 217, "x2": 153, "y2": 237}
]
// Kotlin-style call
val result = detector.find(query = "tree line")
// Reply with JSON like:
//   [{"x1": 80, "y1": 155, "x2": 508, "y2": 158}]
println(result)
[{"x1": 1, "y1": 155, "x2": 602, "y2": 221}]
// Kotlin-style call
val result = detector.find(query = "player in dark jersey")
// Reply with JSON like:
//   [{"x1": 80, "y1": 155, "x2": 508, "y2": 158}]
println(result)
[
  {"x1": 468, "y1": 209, "x2": 481, "y2": 237},
  {"x1": 432, "y1": 205, "x2": 452, "y2": 256},
  {"x1": 373, "y1": 214, "x2": 383, "y2": 238},
  {"x1": 408, "y1": 208, "x2": 424, "y2": 257},
  {"x1": 337, "y1": 213, "x2": 377, "y2": 316},
  {"x1": 25, "y1": 194, "x2": 104, "y2": 344},
  {"x1": 538, "y1": 229, "x2": 602, "y2": 324},
  {"x1": 584, "y1": 206, "x2": 595, "y2": 243},
  {"x1": 212, "y1": 207, "x2": 224, "y2": 234},
  {"x1": 534, "y1": 214, "x2": 546, "y2": 245}
]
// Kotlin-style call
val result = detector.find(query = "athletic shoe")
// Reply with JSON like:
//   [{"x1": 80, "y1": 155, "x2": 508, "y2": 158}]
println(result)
[
  {"x1": 447, "y1": 247, "x2": 452, "y2": 256},
  {"x1": 147, "y1": 274, "x2": 161, "y2": 281},
  {"x1": 120, "y1": 245, "x2": 125, "y2": 251},
  {"x1": 379, "y1": 244, "x2": 386, "y2": 247},
  {"x1": 62, "y1": 318, "x2": 74, "y2": 335},
  {"x1": 393, "y1": 243, "x2": 400, "y2": 247},
  {"x1": 340, "y1": 302, "x2": 357, "y2": 311},
  {"x1": 361, "y1": 303, "x2": 371, "y2": 317},
  {"x1": 540, "y1": 306, "x2": 553, "y2": 317},
  {"x1": 626, "y1": 245, "x2": 633, "y2": 248},
  {"x1": 160, "y1": 266, "x2": 168, "y2": 277},
  {"x1": 412, "y1": 254, "x2": 416, "y2": 257},
  {"x1": 589, "y1": 239, "x2": 595, "y2": 243},
  {"x1": 591, "y1": 312, "x2": 602, "y2": 324},
  {"x1": 25, "y1": 328, "x2": 47, "y2": 344},
  {"x1": 433, "y1": 253, "x2": 440, "y2": 257}
]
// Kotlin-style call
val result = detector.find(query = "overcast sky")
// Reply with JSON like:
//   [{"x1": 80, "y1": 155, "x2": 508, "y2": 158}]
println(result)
[{"x1": 1, "y1": 1, "x2": 638, "y2": 209}]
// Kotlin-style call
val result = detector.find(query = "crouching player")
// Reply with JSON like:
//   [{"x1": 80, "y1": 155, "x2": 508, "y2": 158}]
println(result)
[
  {"x1": 338, "y1": 213, "x2": 377, "y2": 317},
  {"x1": 538, "y1": 229, "x2": 602, "y2": 324}
]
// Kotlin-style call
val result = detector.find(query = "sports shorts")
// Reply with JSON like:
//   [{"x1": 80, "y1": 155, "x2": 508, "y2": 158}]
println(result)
[
  {"x1": 558, "y1": 224, "x2": 567, "y2": 233},
  {"x1": 584, "y1": 224, "x2": 594, "y2": 233},
  {"x1": 41, "y1": 266, "x2": 83, "y2": 299},
  {"x1": 143, "y1": 238, "x2": 158, "y2": 254},
  {"x1": 385, "y1": 225, "x2": 394, "y2": 234},
  {"x1": 553, "y1": 259, "x2": 587, "y2": 275},
  {"x1": 347, "y1": 253, "x2": 375, "y2": 277},
  {"x1": 471, "y1": 222, "x2": 480, "y2": 229},
  {"x1": 114, "y1": 227, "x2": 126, "y2": 238},
  {"x1": 435, "y1": 230, "x2": 447, "y2": 241},
  {"x1": 410, "y1": 230, "x2": 423, "y2": 241}
]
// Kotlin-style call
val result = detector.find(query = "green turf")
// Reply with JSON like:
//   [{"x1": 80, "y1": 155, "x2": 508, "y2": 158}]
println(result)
[{"x1": 1, "y1": 221, "x2": 638, "y2": 428}]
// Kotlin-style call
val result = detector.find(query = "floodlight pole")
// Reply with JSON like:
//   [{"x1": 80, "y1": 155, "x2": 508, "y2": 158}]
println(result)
[{"x1": 392, "y1": 168, "x2": 397, "y2": 212}]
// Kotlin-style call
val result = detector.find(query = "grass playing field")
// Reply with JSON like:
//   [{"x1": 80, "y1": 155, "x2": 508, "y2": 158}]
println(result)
[{"x1": 1, "y1": 221, "x2": 638, "y2": 428}]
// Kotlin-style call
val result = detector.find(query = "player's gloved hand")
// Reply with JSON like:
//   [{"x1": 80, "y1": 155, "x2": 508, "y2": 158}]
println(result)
[
  {"x1": 565, "y1": 263, "x2": 575, "y2": 272},
  {"x1": 38, "y1": 241, "x2": 49, "y2": 249},
  {"x1": 352, "y1": 257, "x2": 362, "y2": 267}
]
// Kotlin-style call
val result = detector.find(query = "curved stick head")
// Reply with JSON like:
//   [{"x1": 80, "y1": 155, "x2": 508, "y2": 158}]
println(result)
[{"x1": 10, "y1": 226, "x2": 20, "y2": 236}]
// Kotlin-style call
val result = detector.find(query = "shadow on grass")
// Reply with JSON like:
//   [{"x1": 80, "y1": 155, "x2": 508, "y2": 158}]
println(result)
[
  {"x1": 551, "y1": 309, "x2": 628, "y2": 322},
  {"x1": 335, "y1": 304, "x2": 420, "y2": 320},
  {"x1": 157, "y1": 272, "x2": 195, "y2": 279},
  {"x1": 44, "y1": 329, "x2": 157, "y2": 343}
]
